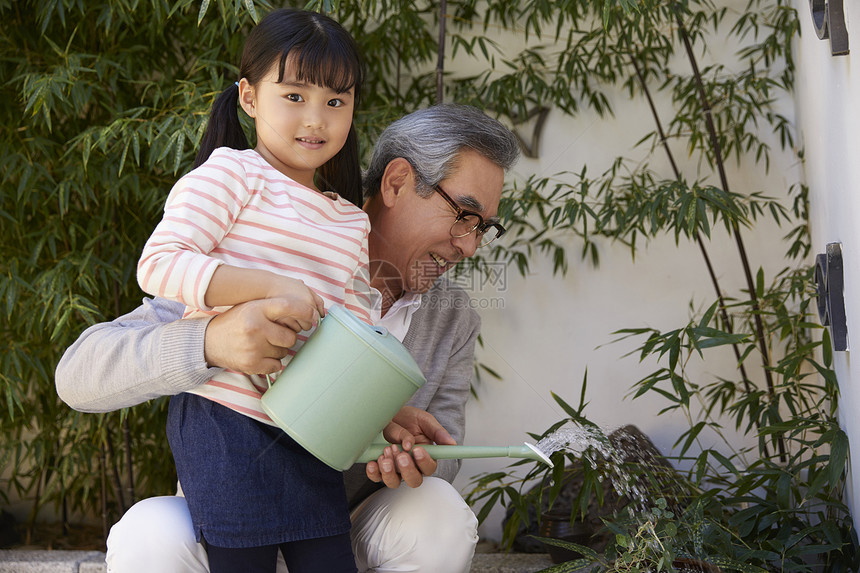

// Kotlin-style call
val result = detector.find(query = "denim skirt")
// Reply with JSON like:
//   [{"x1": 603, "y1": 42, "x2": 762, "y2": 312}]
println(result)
[{"x1": 166, "y1": 393, "x2": 351, "y2": 548}]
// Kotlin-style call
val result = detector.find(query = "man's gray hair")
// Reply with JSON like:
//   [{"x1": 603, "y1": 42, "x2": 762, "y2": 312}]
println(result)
[{"x1": 363, "y1": 104, "x2": 520, "y2": 198}]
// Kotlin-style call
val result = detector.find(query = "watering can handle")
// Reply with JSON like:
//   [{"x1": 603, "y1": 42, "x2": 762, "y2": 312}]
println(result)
[
  {"x1": 356, "y1": 443, "x2": 553, "y2": 467},
  {"x1": 262, "y1": 325, "x2": 388, "y2": 388},
  {"x1": 357, "y1": 443, "x2": 504, "y2": 462}
]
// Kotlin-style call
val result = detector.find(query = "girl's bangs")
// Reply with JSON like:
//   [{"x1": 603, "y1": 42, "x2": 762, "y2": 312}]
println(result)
[{"x1": 278, "y1": 41, "x2": 361, "y2": 95}]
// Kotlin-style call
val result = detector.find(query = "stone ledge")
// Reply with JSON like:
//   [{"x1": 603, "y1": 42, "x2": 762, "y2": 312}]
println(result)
[
  {"x1": 0, "y1": 549, "x2": 556, "y2": 573},
  {"x1": 0, "y1": 550, "x2": 106, "y2": 573},
  {"x1": 471, "y1": 552, "x2": 555, "y2": 572}
]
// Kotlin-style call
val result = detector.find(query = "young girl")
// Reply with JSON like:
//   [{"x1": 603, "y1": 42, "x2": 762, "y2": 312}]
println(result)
[{"x1": 136, "y1": 9, "x2": 368, "y2": 573}]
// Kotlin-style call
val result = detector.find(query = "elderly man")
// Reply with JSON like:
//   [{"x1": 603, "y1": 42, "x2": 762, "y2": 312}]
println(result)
[{"x1": 56, "y1": 104, "x2": 520, "y2": 573}]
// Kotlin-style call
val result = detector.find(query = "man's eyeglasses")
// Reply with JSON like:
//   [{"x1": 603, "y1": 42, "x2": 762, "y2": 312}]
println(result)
[{"x1": 433, "y1": 186, "x2": 506, "y2": 247}]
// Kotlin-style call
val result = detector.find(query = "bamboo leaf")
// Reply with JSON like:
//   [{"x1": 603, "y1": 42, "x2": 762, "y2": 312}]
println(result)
[
  {"x1": 198, "y1": 0, "x2": 211, "y2": 25},
  {"x1": 244, "y1": 0, "x2": 259, "y2": 23},
  {"x1": 828, "y1": 429, "x2": 849, "y2": 487}
]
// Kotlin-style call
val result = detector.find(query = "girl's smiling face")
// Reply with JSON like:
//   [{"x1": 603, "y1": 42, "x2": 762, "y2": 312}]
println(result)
[{"x1": 238, "y1": 60, "x2": 355, "y2": 190}]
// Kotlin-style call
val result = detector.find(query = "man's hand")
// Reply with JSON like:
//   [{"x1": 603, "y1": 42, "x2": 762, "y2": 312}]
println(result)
[
  {"x1": 203, "y1": 298, "x2": 320, "y2": 374},
  {"x1": 365, "y1": 406, "x2": 456, "y2": 489}
]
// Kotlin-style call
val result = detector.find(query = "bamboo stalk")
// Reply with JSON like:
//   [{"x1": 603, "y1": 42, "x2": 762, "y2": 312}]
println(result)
[
  {"x1": 436, "y1": 0, "x2": 447, "y2": 104},
  {"x1": 25, "y1": 470, "x2": 42, "y2": 546},
  {"x1": 671, "y1": 3, "x2": 785, "y2": 461},
  {"x1": 100, "y1": 443, "x2": 109, "y2": 541},
  {"x1": 105, "y1": 432, "x2": 127, "y2": 513},
  {"x1": 123, "y1": 417, "x2": 135, "y2": 505},
  {"x1": 628, "y1": 52, "x2": 755, "y2": 395}
]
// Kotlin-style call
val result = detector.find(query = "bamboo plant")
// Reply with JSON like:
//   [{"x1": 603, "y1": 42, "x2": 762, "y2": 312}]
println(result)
[
  {"x1": 459, "y1": 0, "x2": 857, "y2": 569},
  {"x1": 1, "y1": 1, "x2": 856, "y2": 567}
]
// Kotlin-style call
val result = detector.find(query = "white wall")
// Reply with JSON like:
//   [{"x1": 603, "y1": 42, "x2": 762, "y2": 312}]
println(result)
[
  {"x1": 449, "y1": 36, "x2": 804, "y2": 540},
  {"x1": 792, "y1": 0, "x2": 860, "y2": 533},
  {"x1": 452, "y1": 0, "x2": 860, "y2": 544}
]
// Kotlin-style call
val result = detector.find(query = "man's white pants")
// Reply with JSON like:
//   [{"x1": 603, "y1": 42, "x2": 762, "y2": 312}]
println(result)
[{"x1": 105, "y1": 477, "x2": 478, "y2": 573}]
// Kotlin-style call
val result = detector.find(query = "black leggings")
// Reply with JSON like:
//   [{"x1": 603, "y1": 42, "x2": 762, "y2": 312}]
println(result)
[{"x1": 206, "y1": 532, "x2": 357, "y2": 573}]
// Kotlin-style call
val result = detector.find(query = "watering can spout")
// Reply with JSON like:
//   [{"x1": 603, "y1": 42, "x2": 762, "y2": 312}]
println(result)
[{"x1": 356, "y1": 442, "x2": 554, "y2": 467}]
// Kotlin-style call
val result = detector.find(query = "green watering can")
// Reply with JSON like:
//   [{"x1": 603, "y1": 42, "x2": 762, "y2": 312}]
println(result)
[
  {"x1": 261, "y1": 305, "x2": 554, "y2": 471},
  {"x1": 261, "y1": 305, "x2": 426, "y2": 471}
]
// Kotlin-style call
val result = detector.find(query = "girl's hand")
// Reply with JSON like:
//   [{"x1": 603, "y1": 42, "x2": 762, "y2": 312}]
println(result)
[
  {"x1": 264, "y1": 274, "x2": 327, "y2": 331},
  {"x1": 204, "y1": 266, "x2": 326, "y2": 331}
]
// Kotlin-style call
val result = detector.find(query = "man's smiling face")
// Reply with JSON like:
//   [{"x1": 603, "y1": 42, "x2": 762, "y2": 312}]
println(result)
[{"x1": 368, "y1": 149, "x2": 505, "y2": 297}]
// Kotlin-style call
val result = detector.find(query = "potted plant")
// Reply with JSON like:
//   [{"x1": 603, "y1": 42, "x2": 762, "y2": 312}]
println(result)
[
  {"x1": 537, "y1": 497, "x2": 733, "y2": 573},
  {"x1": 467, "y1": 385, "x2": 858, "y2": 572}
]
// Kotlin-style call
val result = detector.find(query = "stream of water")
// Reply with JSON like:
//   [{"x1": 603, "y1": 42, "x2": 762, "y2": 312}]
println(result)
[{"x1": 535, "y1": 424, "x2": 671, "y2": 511}]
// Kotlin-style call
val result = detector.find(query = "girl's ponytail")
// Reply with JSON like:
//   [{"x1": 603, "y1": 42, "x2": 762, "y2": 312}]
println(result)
[
  {"x1": 193, "y1": 84, "x2": 249, "y2": 168},
  {"x1": 317, "y1": 124, "x2": 362, "y2": 207}
]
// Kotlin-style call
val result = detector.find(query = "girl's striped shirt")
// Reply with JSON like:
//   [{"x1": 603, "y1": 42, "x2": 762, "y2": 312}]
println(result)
[{"x1": 137, "y1": 147, "x2": 371, "y2": 425}]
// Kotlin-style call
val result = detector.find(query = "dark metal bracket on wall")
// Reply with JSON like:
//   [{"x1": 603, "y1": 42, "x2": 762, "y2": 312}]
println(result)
[
  {"x1": 489, "y1": 105, "x2": 550, "y2": 159},
  {"x1": 809, "y1": 0, "x2": 849, "y2": 56},
  {"x1": 815, "y1": 242, "x2": 849, "y2": 351},
  {"x1": 509, "y1": 106, "x2": 550, "y2": 159}
]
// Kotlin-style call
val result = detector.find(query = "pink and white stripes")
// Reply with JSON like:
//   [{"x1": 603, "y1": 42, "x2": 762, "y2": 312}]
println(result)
[{"x1": 137, "y1": 147, "x2": 371, "y2": 424}]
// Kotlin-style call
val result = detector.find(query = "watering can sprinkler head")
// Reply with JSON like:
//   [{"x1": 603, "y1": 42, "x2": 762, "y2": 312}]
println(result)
[
  {"x1": 356, "y1": 441, "x2": 554, "y2": 468},
  {"x1": 521, "y1": 442, "x2": 555, "y2": 467}
]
